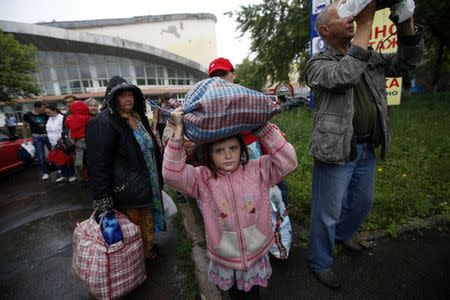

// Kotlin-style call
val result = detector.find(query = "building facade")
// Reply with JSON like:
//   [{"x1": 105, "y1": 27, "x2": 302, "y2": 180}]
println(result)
[{"x1": 0, "y1": 13, "x2": 217, "y2": 124}]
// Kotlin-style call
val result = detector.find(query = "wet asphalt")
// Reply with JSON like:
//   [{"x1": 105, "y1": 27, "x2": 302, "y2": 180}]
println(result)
[
  {"x1": 0, "y1": 166, "x2": 182, "y2": 300},
  {"x1": 1, "y1": 166, "x2": 449, "y2": 300}
]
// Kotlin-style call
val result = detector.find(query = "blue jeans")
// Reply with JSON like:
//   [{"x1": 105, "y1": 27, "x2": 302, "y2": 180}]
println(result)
[
  {"x1": 308, "y1": 143, "x2": 376, "y2": 271},
  {"x1": 32, "y1": 136, "x2": 52, "y2": 174},
  {"x1": 60, "y1": 165, "x2": 76, "y2": 177}
]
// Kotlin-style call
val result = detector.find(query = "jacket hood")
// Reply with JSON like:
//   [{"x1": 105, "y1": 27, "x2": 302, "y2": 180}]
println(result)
[
  {"x1": 70, "y1": 100, "x2": 89, "y2": 115},
  {"x1": 104, "y1": 75, "x2": 146, "y2": 115}
]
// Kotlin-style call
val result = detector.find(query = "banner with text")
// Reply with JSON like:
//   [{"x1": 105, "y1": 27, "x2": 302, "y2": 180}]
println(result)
[{"x1": 370, "y1": 8, "x2": 403, "y2": 105}]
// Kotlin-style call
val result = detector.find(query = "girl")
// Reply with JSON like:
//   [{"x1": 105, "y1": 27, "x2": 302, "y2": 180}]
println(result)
[
  {"x1": 163, "y1": 108, "x2": 298, "y2": 298},
  {"x1": 65, "y1": 100, "x2": 90, "y2": 181},
  {"x1": 45, "y1": 104, "x2": 77, "y2": 183}
]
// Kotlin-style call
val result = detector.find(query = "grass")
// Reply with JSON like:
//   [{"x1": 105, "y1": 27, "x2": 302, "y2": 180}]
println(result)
[
  {"x1": 166, "y1": 188, "x2": 200, "y2": 299},
  {"x1": 272, "y1": 92, "x2": 450, "y2": 231}
]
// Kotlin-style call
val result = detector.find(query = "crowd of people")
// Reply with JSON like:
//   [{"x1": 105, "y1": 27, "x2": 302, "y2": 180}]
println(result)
[
  {"x1": 21, "y1": 96, "x2": 99, "y2": 183},
  {"x1": 15, "y1": 1, "x2": 424, "y2": 299}
]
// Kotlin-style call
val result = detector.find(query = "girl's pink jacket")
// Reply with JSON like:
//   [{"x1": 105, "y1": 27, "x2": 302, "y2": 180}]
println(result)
[{"x1": 163, "y1": 124, "x2": 298, "y2": 270}]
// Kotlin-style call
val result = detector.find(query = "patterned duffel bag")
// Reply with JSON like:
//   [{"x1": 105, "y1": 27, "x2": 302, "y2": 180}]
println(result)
[
  {"x1": 183, "y1": 77, "x2": 281, "y2": 144},
  {"x1": 72, "y1": 210, "x2": 146, "y2": 300}
]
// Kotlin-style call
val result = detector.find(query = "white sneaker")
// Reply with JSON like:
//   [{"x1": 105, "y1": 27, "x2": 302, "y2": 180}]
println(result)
[
  {"x1": 56, "y1": 177, "x2": 67, "y2": 183},
  {"x1": 68, "y1": 176, "x2": 77, "y2": 183},
  {"x1": 42, "y1": 174, "x2": 50, "y2": 180}
]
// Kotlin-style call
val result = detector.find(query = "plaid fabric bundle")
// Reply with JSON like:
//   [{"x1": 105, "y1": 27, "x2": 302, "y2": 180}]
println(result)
[
  {"x1": 72, "y1": 211, "x2": 146, "y2": 300},
  {"x1": 183, "y1": 77, "x2": 281, "y2": 144}
]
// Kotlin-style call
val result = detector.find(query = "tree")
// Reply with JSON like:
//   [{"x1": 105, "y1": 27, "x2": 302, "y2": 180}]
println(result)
[
  {"x1": 414, "y1": 0, "x2": 450, "y2": 93},
  {"x1": 235, "y1": 58, "x2": 267, "y2": 91},
  {"x1": 226, "y1": 0, "x2": 310, "y2": 85},
  {"x1": 0, "y1": 30, "x2": 40, "y2": 101},
  {"x1": 229, "y1": 0, "x2": 450, "y2": 92}
]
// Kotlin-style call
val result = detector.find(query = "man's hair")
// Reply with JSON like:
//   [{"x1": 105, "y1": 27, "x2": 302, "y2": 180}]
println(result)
[
  {"x1": 34, "y1": 101, "x2": 45, "y2": 108},
  {"x1": 45, "y1": 104, "x2": 61, "y2": 114},
  {"x1": 315, "y1": 3, "x2": 333, "y2": 37},
  {"x1": 209, "y1": 69, "x2": 231, "y2": 78},
  {"x1": 63, "y1": 95, "x2": 76, "y2": 101}
]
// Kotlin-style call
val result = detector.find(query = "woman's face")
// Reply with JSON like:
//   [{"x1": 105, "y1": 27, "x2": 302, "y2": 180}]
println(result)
[
  {"x1": 211, "y1": 137, "x2": 241, "y2": 173},
  {"x1": 116, "y1": 90, "x2": 134, "y2": 113},
  {"x1": 45, "y1": 108, "x2": 57, "y2": 117},
  {"x1": 88, "y1": 102, "x2": 98, "y2": 115}
]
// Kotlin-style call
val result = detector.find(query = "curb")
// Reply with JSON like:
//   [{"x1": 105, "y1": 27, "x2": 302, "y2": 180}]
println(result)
[
  {"x1": 359, "y1": 215, "x2": 449, "y2": 241},
  {"x1": 178, "y1": 200, "x2": 223, "y2": 300}
]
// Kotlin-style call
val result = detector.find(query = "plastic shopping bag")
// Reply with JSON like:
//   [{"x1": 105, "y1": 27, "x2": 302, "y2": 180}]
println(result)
[
  {"x1": 269, "y1": 185, "x2": 292, "y2": 259},
  {"x1": 100, "y1": 212, "x2": 124, "y2": 245},
  {"x1": 72, "y1": 210, "x2": 146, "y2": 300},
  {"x1": 162, "y1": 191, "x2": 177, "y2": 218},
  {"x1": 20, "y1": 141, "x2": 35, "y2": 158},
  {"x1": 337, "y1": 0, "x2": 373, "y2": 19},
  {"x1": 337, "y1": 0, "x2": 414, "y2": 23},
  {"x1": 391, "y1": 0, "x2": 415, "y2": 24}
]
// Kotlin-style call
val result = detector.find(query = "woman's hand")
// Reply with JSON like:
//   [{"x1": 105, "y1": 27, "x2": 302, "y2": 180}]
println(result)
[{"x1": 170, "y1": 107, "x2": 184, "y2": 140}]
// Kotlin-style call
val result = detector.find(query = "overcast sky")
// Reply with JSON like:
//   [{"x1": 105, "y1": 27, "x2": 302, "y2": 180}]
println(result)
[{"x1": 0, "y1": 0, "x2": 262, "y2": 65}]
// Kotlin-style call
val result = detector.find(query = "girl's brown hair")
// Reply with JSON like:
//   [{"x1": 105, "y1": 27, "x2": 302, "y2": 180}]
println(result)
[{"x1": 196, "y1": 134, "x2": 249, "y2": 179}]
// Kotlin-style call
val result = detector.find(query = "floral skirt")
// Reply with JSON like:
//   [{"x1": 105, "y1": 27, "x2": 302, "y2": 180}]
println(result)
[
  {"x1": 208, "y1": 254, "x2": 272, "y2": 292},
  {"x1": 123, "y1": 207, "x2": 154, "y2": 258}
]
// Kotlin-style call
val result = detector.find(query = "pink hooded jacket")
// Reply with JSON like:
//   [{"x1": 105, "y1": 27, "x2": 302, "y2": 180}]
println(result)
[{"x1": 163, "y1": 124, "x2": 298, "y2": 270}]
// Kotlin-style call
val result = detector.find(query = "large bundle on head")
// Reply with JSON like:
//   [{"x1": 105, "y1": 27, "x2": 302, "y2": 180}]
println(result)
[
  {"x1": 183, "y1": 77, "x2": 281, "y2": 144},
  {"x1": 337, "y1": 0, "x2": 414, "y2": 24}
]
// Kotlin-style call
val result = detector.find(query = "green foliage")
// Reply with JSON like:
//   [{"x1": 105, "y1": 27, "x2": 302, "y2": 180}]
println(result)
[
  {"x1": 226, "y1": 0, "x2": 310, "y2": 84},
  {"x1": 272, "y1": 93, "x2": 450, "y2": 230},
  {"x1": 414, "y1": 0, "x2": 450, "y2": 92},
  {"x1": 0, "y1": 30, "x2": 40, "y2": 101},
  {"x1": 235, "y1": 58, "x2": 267, "y2": 91},
  {"x1": 230, "y1": 0, "x2": 449, "y2": 91}
]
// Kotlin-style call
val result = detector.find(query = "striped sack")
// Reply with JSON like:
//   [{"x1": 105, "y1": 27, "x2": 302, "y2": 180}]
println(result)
[
  {"x1": 183, "y1": 77, "x2": 281, "y2": 144},
  {"x1": 72, "y1": 210, "x2": 146, "y2": 300}
]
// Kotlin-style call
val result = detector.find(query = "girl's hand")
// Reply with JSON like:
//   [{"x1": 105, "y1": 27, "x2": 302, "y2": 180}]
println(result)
[
  {"x1": 170, "y1": 107, "x2": 184, "y2": 140},
  {"x1": 170, "y1": 107, "x2": 184, "y2": 127}
]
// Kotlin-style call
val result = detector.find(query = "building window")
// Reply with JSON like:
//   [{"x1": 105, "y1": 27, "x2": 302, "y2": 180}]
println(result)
[
  {"x1": 83, "y1": 80, "x2": 93, "y2": 88},
  {"x1": 42, "y1": 82, "x2": 55, "y2": 96},
  {"x1": 69, "y1": 80, "x2": 82, "y2": 93},
  {"x1": 167, "y1": 68, "x2": 193, "y2": 86}
]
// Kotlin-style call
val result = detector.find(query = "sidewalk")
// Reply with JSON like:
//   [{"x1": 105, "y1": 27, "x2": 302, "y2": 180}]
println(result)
[
  {"x1": 0, "y1": 167, "x2": 189, "y2": 300},
  {"x1": 179, "y1": 197, "x2": 450, "y2": 299}
]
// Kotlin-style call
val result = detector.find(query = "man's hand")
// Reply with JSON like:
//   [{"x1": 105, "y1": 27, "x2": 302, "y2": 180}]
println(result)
[
  {"x1": 354, "y1": 0, "x2": 376, "y2": 27},
  {"x1": 396, "y1": 17, "x2": 415, "y2": 35},
  {"x1": 352, "y1": 0, "x2": 376, "y2": 50}
]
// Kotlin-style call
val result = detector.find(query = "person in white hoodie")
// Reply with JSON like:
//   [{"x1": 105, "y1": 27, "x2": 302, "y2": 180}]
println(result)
[{"x1": 45, "y1": 104, "x2": 77, "y2": 183}]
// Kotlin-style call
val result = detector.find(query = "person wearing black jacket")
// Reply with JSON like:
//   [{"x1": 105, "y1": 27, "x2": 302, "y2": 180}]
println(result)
[{"x1": 86, "y1": 76, "x2": 165, "y2": 260}]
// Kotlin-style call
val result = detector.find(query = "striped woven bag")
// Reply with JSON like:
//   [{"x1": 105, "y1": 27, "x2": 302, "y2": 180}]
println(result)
[{"x1": 182, "y1": 77, "x2": 281, "y2": 144}]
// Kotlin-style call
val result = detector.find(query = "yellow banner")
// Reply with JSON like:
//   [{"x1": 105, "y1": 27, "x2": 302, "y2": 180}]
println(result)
[{"x1": 369, "y1": 8, "x2": 402, "y2": 105}]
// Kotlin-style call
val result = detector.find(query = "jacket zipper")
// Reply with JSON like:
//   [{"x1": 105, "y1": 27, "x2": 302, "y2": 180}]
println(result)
[{"x1": 226, "y1": 172, "x2": 248, "y2": 270}]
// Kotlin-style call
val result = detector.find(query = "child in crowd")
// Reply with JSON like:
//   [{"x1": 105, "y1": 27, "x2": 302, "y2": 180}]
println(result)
[
  {"x1": 65, "y1": 100, "x2": 90, "y2": 181},
  {"x1": 162, "y1": 108, "x2": 298, "y2": 299}
]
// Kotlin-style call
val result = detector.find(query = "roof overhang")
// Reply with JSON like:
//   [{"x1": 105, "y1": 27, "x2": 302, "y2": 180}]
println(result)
[{"x1": 0, "y1": 20, "x2": 208, "y2": 76}]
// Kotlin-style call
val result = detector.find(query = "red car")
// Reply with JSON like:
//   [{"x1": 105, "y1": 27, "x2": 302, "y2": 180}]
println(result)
[{"x1": 0, "y1": 130, "x2": 26, "y2": 174}]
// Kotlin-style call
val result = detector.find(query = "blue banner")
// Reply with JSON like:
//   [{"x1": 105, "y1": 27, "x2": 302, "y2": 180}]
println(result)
[{"x1": 309, "y1": 0, "x2": 331, "y2": 108}]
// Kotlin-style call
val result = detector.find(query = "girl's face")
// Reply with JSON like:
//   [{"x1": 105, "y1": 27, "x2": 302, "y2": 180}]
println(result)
[
  {"x1": 117, "y1": 90, "x2": 134, "y2": 113},
  {"x1": 88, "y1": 102, "x2": 98, "y2": 115},
  {"x1": 211, "y1": 137, "x2": 241, "y2": 172},
  {"x1": 45, "y1": 108, "x2": 57, "y2": 117}
]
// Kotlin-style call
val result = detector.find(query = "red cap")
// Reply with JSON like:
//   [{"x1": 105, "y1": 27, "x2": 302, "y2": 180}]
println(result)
[{"x1": 208, "y1": 57, "x2": 234, "y2": 76}]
